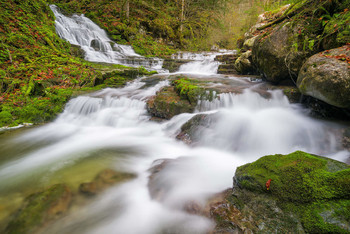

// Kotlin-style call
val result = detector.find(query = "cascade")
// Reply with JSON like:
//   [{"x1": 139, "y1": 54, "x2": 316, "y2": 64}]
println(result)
[
  {"x1": 0, "y1": 74, "x2": 348, "y2": 233},
  {"x1": 50, "y1": 5, "x2": 163, "y2": 71}
]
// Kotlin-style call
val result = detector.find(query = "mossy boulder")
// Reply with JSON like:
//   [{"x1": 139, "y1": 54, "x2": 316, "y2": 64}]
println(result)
[
  {"x1": 5, "y1": 184, "x2": 72, "y2": 234},
  {"x1": 252, "y1": 22, "x2": 311, "y2": 83},
  {"x1": 79, "y1": 169, "x2": 136, "y2": 196},
  {"x1": 297, "y1": 45, "x2": 350, "y2": 108},
  {"x1": 147, "y1": 86, "x2": 195, "y2": 119},
  {"x1": 230, "y1": 151, "x2": 350, "y2": 233},
  {"x1": 234, "y1": 50, "x2": 256, "y2": 75}
]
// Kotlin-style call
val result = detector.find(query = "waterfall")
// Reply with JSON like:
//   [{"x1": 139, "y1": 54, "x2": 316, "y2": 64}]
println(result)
[
  {"x1": 50, "y1": 5, "x2": 163, "y2": 70},
  {"x1": 0, "y1": 74, "x2": 348, "y2": 233},
  {"x1": 175, "y1": 51, "x2": 235, "y2": 75}
]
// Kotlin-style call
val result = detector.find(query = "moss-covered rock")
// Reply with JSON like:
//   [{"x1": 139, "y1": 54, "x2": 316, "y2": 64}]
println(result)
[
  {"x1": 297, "y1": 45, "x2": 350, "y2": 108},
  {"x1": 222, "y1": 151, "x2": 350, "y2": 233},
  {"x1": 234, "y1": 50, "x2": 256, "y2": 75},
  {"x1": 146, "y1": 86, "x2": 195, "y2": 119},
  {"x1": 79, "y1": 169, "x2": 136, "y2": 196},
  {"x1": 5, "y1": 184, "x2": 72, "y2": 234},
  {"x1": 252, "y1": 22, "x2": 312, "y2": 83}
]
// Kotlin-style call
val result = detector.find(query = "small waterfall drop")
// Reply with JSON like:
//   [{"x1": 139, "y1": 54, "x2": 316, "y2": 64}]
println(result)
[
  {"x1": 0, "y1": 77, "x2": 348, "y2": 233},
  {"x1": 50, "y1": 5, "x2": 163, "y2": 70},
  {"x1": 175, "y1": 51, "x2": 235, "y2": 75}
]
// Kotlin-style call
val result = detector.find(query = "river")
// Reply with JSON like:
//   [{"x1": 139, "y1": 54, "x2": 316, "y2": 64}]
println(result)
[{"x1": 0, "y1": 5, "x2": 349, "y2": 234}]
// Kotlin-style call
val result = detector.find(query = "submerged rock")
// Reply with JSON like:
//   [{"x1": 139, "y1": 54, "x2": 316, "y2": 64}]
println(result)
[
  {"x1": 147, "y1": 86, "x2": 195, "y2": 119},
  {"x1": 297, "y1": 45, "x2": 350, "y2": 108},
  {"x1": 176, "y1": 114, "x2": 217, "y2": 145},
  {"x1": 5, "y1": 184, "x2": 72, "y2": 234},
  {"x1": 79, "y1": 169, "x2": 136, "y2": 196},
  {"x1": 211, "y1": 151, "x2": 350, "y2": 233}
]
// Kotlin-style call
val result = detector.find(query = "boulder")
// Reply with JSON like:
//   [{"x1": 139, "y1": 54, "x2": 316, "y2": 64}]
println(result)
[
  {"x1": 79, "y1": 169, "x2": 136, "y2": 196},
  {"x1": 147, "y1": 86, "x2": 195, "y2": 119},
  {"x1": 5, "y1": 184, "x2": 72, "y2": 234},
  {"x1": 252, "y1": 22, "x2": 311, "y2": 83},
  {"x1": 297, "y1": 45, "x2": 350, "y2": 108},
  {"x1": 176, "y1": 114, "x2": 216, "y2": 145},
  {"x1": 234, "y1": 50, "x2": 256, "y2": 75},
  {"x1": 212, "y1": 151, "x2": 350, "y2": 233},
  {"x1": 242, "y1": 35, "x2": 258, "y2": 51}
]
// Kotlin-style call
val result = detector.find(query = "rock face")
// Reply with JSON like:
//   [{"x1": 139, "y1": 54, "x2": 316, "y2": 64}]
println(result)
[
  {"x1": 5, "y1": 184, "x2": 72, "y2": 234},
  {"x1": 216, "y1": 54, "x2": 238, "y2": 75},
  {"x1": 162, "y1": 59, "x2": 191, "y2": 73},
  {"x1": 147, "y1": 86, "x2": 195, "y2": 119},
  {"x1": 252, "y1": 23, "x2": 310, "y2": 83},
  {"x1": 79, "y1": 169, "x2": 136, "y2": 196},
  {"x1": 234, "y1": 50, "x2": 256, "y2": 75},
  {"x1": 211, "y1": 151, "x2": 350, "y2": 233},
  {"x1": 297, "y1": 45, "x2": 350, "y2": 108}
]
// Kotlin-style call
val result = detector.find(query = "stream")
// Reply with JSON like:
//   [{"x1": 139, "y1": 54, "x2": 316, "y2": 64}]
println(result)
[{"x1": 0, "y1": 5, "x2": 349, "y2": 234}]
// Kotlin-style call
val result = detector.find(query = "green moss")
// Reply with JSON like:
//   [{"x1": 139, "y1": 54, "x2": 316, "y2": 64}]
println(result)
[
  {"x1": 172, "y1": 77, "x2": 205, "y2": 105},
  {"x1": 235, "y1": 151, "x2": 350, "y2": 233},
  {"x1": 236, "y1": 151, "x2": 349, "y2": 203},
  {"x1": 0, "y1": 111, "x2": 13, "y2": 126},
  {"x1": 5, "y1": 184, "x2": 71, "y2": 234}
]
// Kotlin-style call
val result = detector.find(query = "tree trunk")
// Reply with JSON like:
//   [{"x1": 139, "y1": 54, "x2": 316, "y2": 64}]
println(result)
[{"x1": 180, "y1": 0, "x2": 184, "y2": 32}]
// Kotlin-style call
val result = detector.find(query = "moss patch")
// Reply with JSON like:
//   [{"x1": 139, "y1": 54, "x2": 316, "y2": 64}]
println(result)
[
  {"x1": 234, "y1": 151, "x2": 350, "y2": 233},
  {"x1": 5, "y1": 184, "x2": 72, "y2": 234}
]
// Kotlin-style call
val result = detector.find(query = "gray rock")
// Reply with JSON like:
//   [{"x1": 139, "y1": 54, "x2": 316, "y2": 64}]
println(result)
[
  {"x1": 252, "y1": 22, "x2": 311, "y2": 83},
  {"x1": 234, "y1": 50, "x2": 256, "y2": 75},
  {"x1": 297, "y1": 45, "x2": 350, "y2": 108}
]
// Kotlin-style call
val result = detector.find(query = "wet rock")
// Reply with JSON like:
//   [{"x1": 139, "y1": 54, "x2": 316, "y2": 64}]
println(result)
[
  {"x1": 343, "y1": 128, "x2": 350, "y2": 151},
  {"x1": 212, "y1": 151, "x2": 350, "y2": 233},
  {"x1": 90, "y1": 39, "x2": 102, "y2": 51},
  {"x1": 234, "y1": 51, "x2": 256, "y2": 75},
  {"x1": 5, "y1": 184, "x2": 72, "y2": 234},
  {"x1": 147, "y1": 86, "x2": 195, "y2": 119},
  {"x1": 214, "y1": 54, "x2": 238, "y2": 63},
  {"x1": 176, "y1": 114, "x2": 217, "y2": 145},
  {"x1": 79, "y1": 169, "x2": 136, "y2": 196},
  {"x1": 162, "y1": 59, "x2": 191, "y2": 73},
  {"x1": 147, "y1": 159, "x2": 173, "y2": 201},
  {"x1": 297, "y1": 45, "x2": 350, "y2": 108},
  {"x1": 252, "y1": 22, "x2": 311, "y2": 83},
  {"x1": 216, "y1": 54, "x2": 239, "y2": 75},
  {"x1": 281, "y1": 87, "x2": 302, "y2": 103},
  {"x1": 70, "y1": 44, "x2": 85, "y2": 59}
]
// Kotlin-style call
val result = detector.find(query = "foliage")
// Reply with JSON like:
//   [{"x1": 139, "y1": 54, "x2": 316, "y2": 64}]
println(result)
[
  {"x1": 48, "y1": 0, "x2": 229, "y2": 53},
  {"x1": 0, "y1": 0, "x2": 154, "y2": 127}
]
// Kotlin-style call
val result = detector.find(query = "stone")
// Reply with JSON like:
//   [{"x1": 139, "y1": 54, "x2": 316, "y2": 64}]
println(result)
[
  {"x1": 297, "y1": 45, "x2": 350, "y2": 108},
  {"x1": 5, "y1": 184, "x2": 72, "y2": 234},
  {"x1": 79, "y1": 169, "x2": 135, "y2": 196},
  {"x1": 252, "y1": 22, "x2": 311, "y2": 83},
  {"x1": 176, "y1": 114, "x2": 216, "y2": 145},
  {"x1": 234, "y1": 50, "x2": 256, "y2": 75},
  {"x1": 146, "y1": 86, "x2": 195, "y2": 119},
  {"x1": 216, "y1": 151, "x2": 350, "y2": 233}
]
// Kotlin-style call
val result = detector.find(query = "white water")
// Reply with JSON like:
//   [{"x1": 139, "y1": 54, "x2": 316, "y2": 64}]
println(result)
[
  {"x1": 0, "y1": 72, "x2": 348, "y2": 233},
  {"x1": 1, "y1": 7, "x2": 349, "y2": 234},
  {"x1": 175, "y1": 51, "x2": 234, "y2": 75},
  {"x1": 50, "y1": 5, "x2": 163, "y2": 70}
]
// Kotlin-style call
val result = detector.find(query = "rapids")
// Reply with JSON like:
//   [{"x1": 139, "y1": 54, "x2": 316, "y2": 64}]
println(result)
[{"x1": 0, "y1": 6, "x2": 349, "y2": 234}]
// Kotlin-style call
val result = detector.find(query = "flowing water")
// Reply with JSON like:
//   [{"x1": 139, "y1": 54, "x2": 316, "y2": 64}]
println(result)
[
  {"x1": 0, "y1": 6, "x2": 349, "y2": 234},
  {"x1": 50, "y1": 5, "x2": 163, "y2": 71}
]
